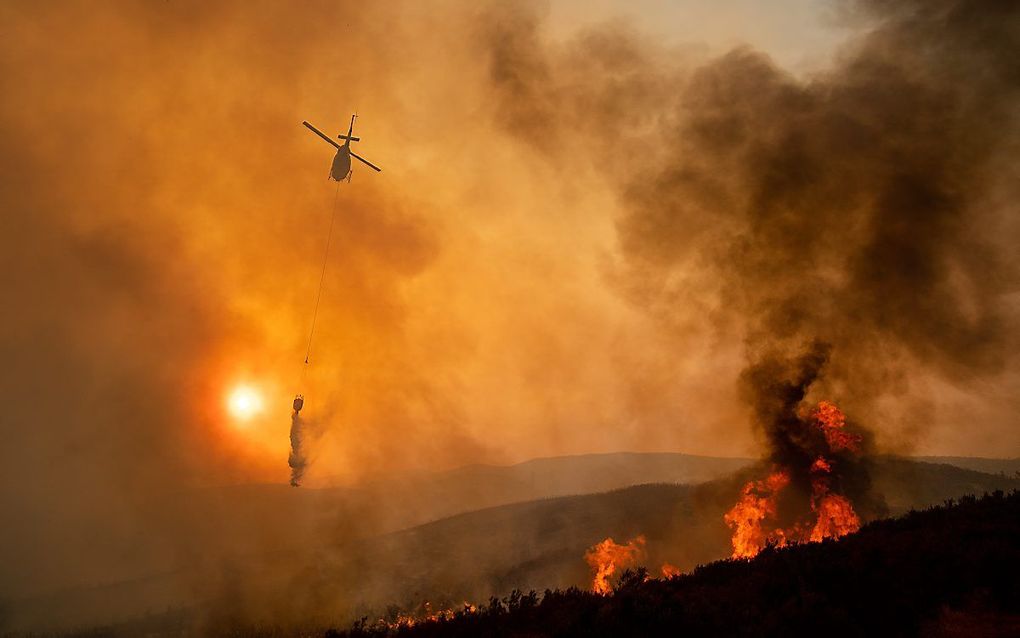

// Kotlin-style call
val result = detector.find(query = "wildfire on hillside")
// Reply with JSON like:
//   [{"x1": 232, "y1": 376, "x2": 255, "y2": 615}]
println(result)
[
  {"x1": 383, "y1": 601, "x2": 478, "y2": 629},
  {"x1": 585, "y1": 536, "x2": 646, "y2": 594},
  {"x1": 578, "y1": 347, "x2": 878, "y2": 585},
  {"x1": 724, "y1": 400, "x2": 863, "y2": 558}
]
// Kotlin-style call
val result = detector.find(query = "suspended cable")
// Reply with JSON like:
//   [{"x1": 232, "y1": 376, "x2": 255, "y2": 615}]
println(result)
[
  {"x1": 294, "y1": 114, "x2": 380, "y2": 417},
  {"x1": 303, "y1": 181, "x2": 341, "y2": 375}
]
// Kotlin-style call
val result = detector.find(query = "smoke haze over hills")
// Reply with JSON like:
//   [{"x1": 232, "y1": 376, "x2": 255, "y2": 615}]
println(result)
[{"x1": 0, "y1": 0, "x2": 1017, "y2": 632}]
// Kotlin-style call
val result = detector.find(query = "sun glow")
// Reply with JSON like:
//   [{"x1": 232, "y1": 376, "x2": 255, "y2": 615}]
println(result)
[{"x1": 227, "y1": 384, "x2": 264, "y2": 422}]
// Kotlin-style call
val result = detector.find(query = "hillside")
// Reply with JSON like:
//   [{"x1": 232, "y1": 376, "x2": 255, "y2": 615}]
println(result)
[
  {"x1": 336, "y1": 490, "x2": 1020, "y2": 637},
  {"x1": 313, "y1": 452, "x2": 753, "y2": 535},
  {"x1": 0, "y1": 453, "x2": 749, "y2": 633},
  {"x1": 165, "y1": 453, "x2": 997, "y2": 568},
  {"x1": 913, "y1": 456, "x2": 1020, "y2": 478},
  {"x1": 6, "y1": 456, "x2": 1015, "y2": 634},
  {"x1": 315, "y1": 459, "x2": 1020, "y2": 619},
  {"x1": 166, "y1": 452, "x2": 754, "y2": 558}
]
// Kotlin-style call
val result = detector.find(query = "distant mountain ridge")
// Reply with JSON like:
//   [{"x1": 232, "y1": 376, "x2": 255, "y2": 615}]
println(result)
[
  {"x1": 913, "y1": 455, "x2": 1020, "y2": 477},
  {"x1": 6, "y1": 454, "x2": 1017, "y2": 633},
  {"x1": 0, "y1": 452, "x2": 751, "y2": 633}
]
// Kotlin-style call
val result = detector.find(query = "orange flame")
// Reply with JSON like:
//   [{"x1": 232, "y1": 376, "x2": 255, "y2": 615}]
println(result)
[
  {"x1": 813, "y1": 400, "x2": 861, "y2": 452},
  {"x1": 725, "y1": 401, "x2": 863, "y2": 559},
  {"x1": 809, "y1": 493, "x2": 860, "y2": 542},
  {"x1": 661, "y1": 563, "x2": 682, "y2": 578},
  {"x1": 387, "y1": 602, "x2": 477, "y2": 629},
  {"x1": 811, "y1": 456, "x2": 832, "y2": 473},
  {"x1": 584, "y1": 536, "x2": 646, "y2": 594},
  {"x1": 723, "y1": 470, "x2": 791, "y2": 558}
]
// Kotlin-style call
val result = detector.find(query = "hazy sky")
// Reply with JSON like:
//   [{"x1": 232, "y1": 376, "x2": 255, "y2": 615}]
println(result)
[
  {"x1": 549, "y1": 0, "x2": 852, "y2": 72},
  {"x1": 1, "y1": 1, "x2": 1017, "y2": 598},
  {"x1": 2, "y1": 0, "x2": 1016, "y2": 486}
]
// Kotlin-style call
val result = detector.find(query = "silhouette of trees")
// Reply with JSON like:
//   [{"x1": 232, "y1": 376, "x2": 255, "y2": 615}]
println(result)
[{"x1": 330, "y1": 490, "x2": 1020, "y2": 637}]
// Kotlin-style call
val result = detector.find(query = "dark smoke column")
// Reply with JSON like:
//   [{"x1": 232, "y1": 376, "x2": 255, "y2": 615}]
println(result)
[
  {"x1": 603, "y1": 0, "x2": 1020, "y2": 441},
  {"x1": 288, "y1": 394, "x2": 306, "y2": 487}
]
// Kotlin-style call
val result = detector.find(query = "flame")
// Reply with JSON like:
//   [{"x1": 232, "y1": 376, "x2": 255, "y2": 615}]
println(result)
[
  {"x1": 725, "y1": 401, "x2": 863, "y2": 559},
  {"x1": 807, "y1": 462, "x2": 860, "y2": 542},
  {"x1": 577, "y1": 401, "x2": 863, "y2": 574},
  {"x1": 723, "y1": 470, "x2": 791, "y2": 558},
  {"x1": 811, "y1": 456, "x2": 831, "y2": 473},
  {"x1": 813, "y1": 400, "x2": 861, "y2": 452},
  {"x1": 386, "y1": 602, "x2": 477, "y2": 629},
  {"x1": 584, "y1": 536, "x2": 646, "y2": 594},
  {"x1": 809, "y1": 493, "x2": 861, "y2": 542}
]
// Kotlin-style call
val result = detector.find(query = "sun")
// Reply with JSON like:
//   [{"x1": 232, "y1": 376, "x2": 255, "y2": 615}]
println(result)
[{"x1": 226, "y1": 384, "x2": 264, "y2": 421}]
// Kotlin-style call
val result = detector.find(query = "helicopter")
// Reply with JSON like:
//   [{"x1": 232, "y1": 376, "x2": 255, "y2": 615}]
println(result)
[{"x1": 302, "y1": 115, "x2": 381, "y2": 181}]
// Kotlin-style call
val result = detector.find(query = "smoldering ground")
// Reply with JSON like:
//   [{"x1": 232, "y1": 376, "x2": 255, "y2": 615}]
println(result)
[{"x1": 0, "y1": 0, "x2": 1017, "y2": 633}]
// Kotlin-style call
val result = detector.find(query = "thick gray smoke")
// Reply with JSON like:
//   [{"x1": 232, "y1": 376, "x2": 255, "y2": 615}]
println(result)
[
  {"x1": 740, "y1": 341, "x2": 835, "y2": 470},
  {"x1": 629, "y1": 1, "x2": 1017, "y2": 384},
  {"x1": 739, "y1": 340, "x2": 885, "y2": 521},
  {"x1": 618, "y1": 0, "x2": 1019, "y2": 445},
  {"x1": 2, "y1": 0, "x2": 1017, "y2": 632},
  {"x1": 485, "y1": 0, "x2": 1020, "y2": 447}
]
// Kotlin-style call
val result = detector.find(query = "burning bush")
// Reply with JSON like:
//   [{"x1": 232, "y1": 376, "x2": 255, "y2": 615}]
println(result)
[{"x1": 584, "y1": 536, "x2": 646, "y2": 594}]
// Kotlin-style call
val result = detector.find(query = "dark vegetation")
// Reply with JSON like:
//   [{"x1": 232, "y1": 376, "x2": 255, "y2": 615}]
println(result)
[
  {"x1": 336, "y1": 490, "x2": 1020, "y2": 638},
  {"x1": 323, "y1": 458, "x2": 1019, "y2": 616},
  {"x1": 13, "y1": 458, "x2": 1019, "y2": 636}
]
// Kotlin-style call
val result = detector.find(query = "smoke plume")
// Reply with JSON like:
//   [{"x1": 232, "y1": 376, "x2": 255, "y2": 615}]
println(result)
[
  {"x1": 1, "y1": 0, "x2": 1017, "y2": 631},
  {"x1": 615, "y1": 0, "x2": 1020, "y2": 433},
  {"x1": 485, "y1": 0, "x2": 1020, "y2": 447},
  {"x1": 740, "y1": 341, "x2": 882, "y2": 518}
]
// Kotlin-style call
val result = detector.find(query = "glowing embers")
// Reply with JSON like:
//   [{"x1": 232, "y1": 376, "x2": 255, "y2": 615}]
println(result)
[
  {"x1": 585, "y1": 536, "x2": 646, "y2": 594},
  {"x1": 724, "y1": 401, "x2": 862, "y2": 559},
  {"x1": 388, "y1": 602, "x2": 477, "y2": 629}
]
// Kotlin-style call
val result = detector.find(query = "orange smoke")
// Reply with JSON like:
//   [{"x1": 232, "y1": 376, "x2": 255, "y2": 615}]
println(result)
[
  {"x1": 584, "y1": 536, "x2": 646, "y2": 594},
  {"x1": 725, "y1": 401, "x2": 862, "y2": 559}
]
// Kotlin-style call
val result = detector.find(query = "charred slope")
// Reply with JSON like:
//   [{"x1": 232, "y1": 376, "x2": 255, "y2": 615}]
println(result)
[
  {"x1": 338, "y1": 490, "x2": 1020, "y2": 638},
  {"x1": 321, "y1": 459, "x2": 1019, "y2": 617}
]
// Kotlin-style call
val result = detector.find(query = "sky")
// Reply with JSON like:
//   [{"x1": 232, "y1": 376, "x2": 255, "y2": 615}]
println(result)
[
  {"x1": 549, "y1": 0, "x2": 853, "y2": 73},
  {"x1": 1, "y1": 0, "x2": 1018, "y2": 601}
]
